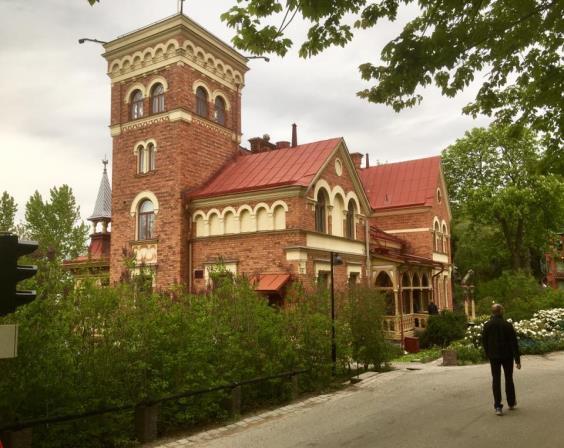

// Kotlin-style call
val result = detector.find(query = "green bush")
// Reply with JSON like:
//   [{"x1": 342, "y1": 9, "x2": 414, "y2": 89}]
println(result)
[
  {"x1": 448, "y1": 341, "x2": 486, "y2": 364},
  {"x1": 0, "y1": 278, "x2": 391, "y2": 447},
  {"x1": 420, "y1": 311, "x2": 467, "y2": 347},
  {"x1": 475, "y1": 271, "x2": 564, "y2": 321}
]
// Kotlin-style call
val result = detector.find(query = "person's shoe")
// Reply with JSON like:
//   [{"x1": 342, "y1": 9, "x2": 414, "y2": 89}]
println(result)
[
  {"x1": 509, "y1": 403, "x2": 517, "y2": 410},
  {"x1": 495, "y1": 407, "x2": 503, "y2": 416}
]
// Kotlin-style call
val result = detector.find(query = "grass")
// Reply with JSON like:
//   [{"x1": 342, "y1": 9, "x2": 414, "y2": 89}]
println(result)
[{"x1": 391, "y1": 347, "x2": 442, "y2": 363}]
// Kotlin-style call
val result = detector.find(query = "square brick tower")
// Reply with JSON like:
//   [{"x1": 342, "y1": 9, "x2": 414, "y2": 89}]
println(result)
[{"x1": 102, "y1": 14, "x2": 248, "y2": 287}]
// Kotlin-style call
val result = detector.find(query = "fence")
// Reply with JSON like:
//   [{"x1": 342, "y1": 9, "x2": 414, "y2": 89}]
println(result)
[{"x1": 0, "y1": 368, "x2": 309, "y2": 448}]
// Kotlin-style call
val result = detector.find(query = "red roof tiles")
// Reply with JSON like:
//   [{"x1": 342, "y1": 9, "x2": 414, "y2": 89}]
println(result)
[
  {"x1": 360, "y1": 156, "x2": 441, "y2": 210},
  {"x1": 191, "y1": 138, "x2": 342, "y2": 198}
]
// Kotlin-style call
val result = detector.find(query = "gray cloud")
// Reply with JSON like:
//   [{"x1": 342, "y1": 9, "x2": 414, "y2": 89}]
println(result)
[{"x1": 0, "y1": 0, "x2": 491, "y2": 223}]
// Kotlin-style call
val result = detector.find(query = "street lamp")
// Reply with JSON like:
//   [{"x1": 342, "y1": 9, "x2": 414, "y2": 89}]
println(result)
[{"x1": 330, "y1": 251, "x2": 343, "y2": 375}]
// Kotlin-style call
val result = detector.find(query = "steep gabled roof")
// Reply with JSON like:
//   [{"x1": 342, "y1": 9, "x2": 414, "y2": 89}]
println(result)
[
  {"x1": 191, "y1": 138, "x2": 342, "y2": 199},
  {"x1": 360, "y1": 156, "x2": 441, "y2": 210},
  {"x1": 88, "y1": 162, "x2": 112, "y2": 221}
]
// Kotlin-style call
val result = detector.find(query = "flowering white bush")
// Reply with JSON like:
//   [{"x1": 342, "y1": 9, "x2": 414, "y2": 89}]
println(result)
[{"x1": 464, "y1": 308, "x2": 564, "y2": 346}]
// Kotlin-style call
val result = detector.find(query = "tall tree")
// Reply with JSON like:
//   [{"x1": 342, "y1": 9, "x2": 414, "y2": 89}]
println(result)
[
  {"x1": 24, "y1": 185, "x2": 89, "y2": 262},
  {"x1": 0, "y1": 191, "x2": 17, "y2": 232},
  {"x1": 217, "y1": 0, "x2": 562, "y2": 155},
  {"x1": 442, "y1": 125, "x2": 564, "y2": 275}
]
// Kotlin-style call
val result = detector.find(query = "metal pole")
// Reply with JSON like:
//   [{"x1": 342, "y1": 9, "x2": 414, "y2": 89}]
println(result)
[{"x1": 330, "y1": 252, "x2": 336, "y2": 376}]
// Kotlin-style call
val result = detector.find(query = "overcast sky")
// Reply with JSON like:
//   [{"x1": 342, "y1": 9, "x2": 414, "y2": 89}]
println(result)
[{"x1": 0, "y1": 0, "x2": 491, "y2": 223}]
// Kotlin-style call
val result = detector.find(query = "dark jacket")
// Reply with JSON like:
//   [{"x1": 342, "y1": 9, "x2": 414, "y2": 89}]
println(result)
[{"x1": 482, "y1": 315, "x2": 521, "y2": 363}]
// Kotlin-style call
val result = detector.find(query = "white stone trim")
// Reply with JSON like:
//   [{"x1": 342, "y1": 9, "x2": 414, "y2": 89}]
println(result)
[
  {"x1": 147, "y1": 76, "x2": 169, "y2": 94},
  {"x1": 124, "y1": 83, "x2": 147, "y2": 103},
  {"x1": 130, "y1": 191, "x2": 159, "y2": 216}
]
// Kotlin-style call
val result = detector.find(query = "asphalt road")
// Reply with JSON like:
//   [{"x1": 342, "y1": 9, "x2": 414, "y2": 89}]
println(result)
[{"x1": 177, "y1": 352, "x2": 564, "y2": 448}]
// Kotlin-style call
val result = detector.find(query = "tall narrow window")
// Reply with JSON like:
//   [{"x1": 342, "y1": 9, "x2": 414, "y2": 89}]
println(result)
[
  {"x1": 434, "y1": 221, "x2": 441, "y2": 252},
  {"x1": 151, "y1": 83, "x2": 165, "y2": 114},
  {"x1": 137, "y1": 145, "x2": 146, "y2": 173},
  {"x1": 195, "y1": 86, "x2": 208, "y2": 117},
  {"x1": 131, "y1": 90, "x2": 144, "y2": 120},
  {"x1": 214, "y1": 96, "x2": 226, "y2": 125},
  {"x1": 148, "y1": 143, "x2": 156, "y2": 171},
  {"x1": 346, "y1": 201, "x2": 356, "y2": 239},
  {"x1": 315, "y1": 190, "x2": 328, "y2": 233},
  {"x1": 138, "y1": 200, "x2": 155, "y2": 240}
]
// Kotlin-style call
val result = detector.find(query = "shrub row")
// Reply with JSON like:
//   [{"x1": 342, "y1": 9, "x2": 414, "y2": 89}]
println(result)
[{"x1": 0, "y1": 278, "x2": 392, "y2": 447}]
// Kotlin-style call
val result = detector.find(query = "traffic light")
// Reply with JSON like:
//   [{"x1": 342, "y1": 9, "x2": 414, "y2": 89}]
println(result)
[{"x1": 0, "y1": 233, "x2": 38, "y2": 317}]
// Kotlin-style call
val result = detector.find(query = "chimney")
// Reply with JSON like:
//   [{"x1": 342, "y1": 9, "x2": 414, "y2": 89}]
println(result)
[
  {"x1": 365, "y1": 153, "x2": 370, "y2": 168},
  {"x1": 291, "y1": 123, "x2": 298, "y2": 147},
  {"x1": 276, "y1": 141, "x2": 291, "y2": 149},
  {"x1": 249, "y1": 134, "x2": 277, "y2": 153},
  {"x1": 350, "y1": 152, "x2": 363, "y2": 170}
]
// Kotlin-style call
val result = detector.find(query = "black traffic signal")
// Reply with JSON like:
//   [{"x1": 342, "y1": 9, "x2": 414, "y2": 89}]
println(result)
[{"x1": 0, "y1": 232, "x2": 38, "y2": 317}]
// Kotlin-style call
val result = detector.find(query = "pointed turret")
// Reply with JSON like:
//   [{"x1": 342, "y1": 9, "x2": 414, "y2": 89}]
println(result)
[{"x1": 87, "y1": 160, "x2": 112, "y2": 259}]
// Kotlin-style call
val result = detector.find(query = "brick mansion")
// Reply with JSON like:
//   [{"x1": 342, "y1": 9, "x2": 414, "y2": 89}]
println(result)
[{"x1": 66, "y1": 13, "x2": 453, "y2": 339}]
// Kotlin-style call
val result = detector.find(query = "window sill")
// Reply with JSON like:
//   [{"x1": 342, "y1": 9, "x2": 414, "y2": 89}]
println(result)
[
  {"x1": 135, "y1": 170, "x2": 158, "y2": 178},
  {"x1": 130, "y1": 238, "x2": 159, "y2": 245}
]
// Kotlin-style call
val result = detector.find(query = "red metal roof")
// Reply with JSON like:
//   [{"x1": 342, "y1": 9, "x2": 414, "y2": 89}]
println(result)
[
  {"x1": 255, "y1": 273, "x2": 291, "y2": 292},
  {"x1": 360, "y1": 156, "x2": 441, "y2": 210},
  {"x1": 191, "y1": 138, "x2": 342, "y2": 198}
]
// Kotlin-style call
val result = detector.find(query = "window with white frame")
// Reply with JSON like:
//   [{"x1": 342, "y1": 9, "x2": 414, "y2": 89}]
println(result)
[
  {"x1": 137, "y1": 199, "x2": 155, "y2": 240},
  {"x1": 151, "y1": 83, "x2": 165, "y2": 114},
  {"x1": 137, "y1": 142, "x2": 156, "y2": 174},
  {"x1": 214, "y1": 96, "x2": 226, "y2": 125},
  {"x1": 195, "y1": 86, "x2": 209, "y2": 117},
  {"x1": 131, "y1": 90, "x2": 144, "y2": 120}
]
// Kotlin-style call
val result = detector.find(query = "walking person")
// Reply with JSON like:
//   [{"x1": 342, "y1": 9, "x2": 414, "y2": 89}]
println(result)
[{"x1": 482, "y1": 303, "x2": 521, "y2": 416}]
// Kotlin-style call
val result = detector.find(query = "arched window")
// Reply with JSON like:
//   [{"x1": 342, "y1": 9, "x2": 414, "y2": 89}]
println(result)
[
  {"x1": 137, "y1": 143, "x2": 156, "y2": 174},
  {"x1": 315, "y1": 189, "x2": 328, "y2": 233},
  {"x1": 375, "y1": 271, "x2": 394, "y2": 316},
  {"x1": 131, "y1": 90, "x2": 144, "y2": 120},
  {"x1": 214, "y1": 96, "x2": 226, "y2": 125},
  {"x1": 137, "y1": 145, "x2": 146, "y2": 173},
  {"x1": 148, "y1": 143, "x2": 156, "y2": 171},
  {"x1": 413, "y1": 274, "x2": 422, "y2": 313},
  {"x1": 151, "y1": 83, "x2": 165, "y2": 114},
  {"x1": 442, "y1": 223, "x2": 448, "y2": 254},
  {"x1": 434, "y1": 221, "x2": 441, "y2": 252},
  {"x1": 138, "y1": 200, "x2": 155, "y2": 240},
  {"x1": 401, "y1": 272, "x2": 411, "y2": 315},
  {"x1": 346, "y1": 201, "x2": 356, "y2": 239},
  {"x1": 195, "y1": 86, "x2": 209, "y2": 117}
]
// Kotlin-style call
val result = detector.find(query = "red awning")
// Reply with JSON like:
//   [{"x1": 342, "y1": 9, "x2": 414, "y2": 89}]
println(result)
[{"x1": 255, "y1": 274, "x2": 291, "y2": 292}]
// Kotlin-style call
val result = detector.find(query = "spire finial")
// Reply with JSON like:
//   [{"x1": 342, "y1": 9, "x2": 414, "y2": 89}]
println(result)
[
  {"x1": 178, "y1": 0, "x2": 185, "y2": 14},
  {"x1": 102, "y1": 157, "x2": 108, "y2": 174}
]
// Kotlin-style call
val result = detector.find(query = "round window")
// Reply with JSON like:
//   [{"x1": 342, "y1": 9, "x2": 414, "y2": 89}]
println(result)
[{"x1": 335, "y1": 158, "x2": 343, "y2": 176}]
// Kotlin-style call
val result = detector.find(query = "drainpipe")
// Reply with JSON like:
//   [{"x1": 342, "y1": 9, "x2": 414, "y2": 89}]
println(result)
[
  {"x1": 365, "y1": 216, "x2": 371, "y2": 287},
  {"x1": 187, "y1": 207, "x2": 193, "y2": 294}
]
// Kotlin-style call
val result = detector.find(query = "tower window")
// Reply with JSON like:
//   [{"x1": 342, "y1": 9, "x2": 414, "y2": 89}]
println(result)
[
  {"x1": 131, "y1": 90, "x2": 144, "y2": 120},
  {"x1": 151, "y1": 83, "x2": 165, "y2": 114},
  {"x1": 138, "y1": 199, "x2": 155, "y2": 240},
  {"x1": 195, "y1": 86, "x2": 209, "y2": 117},
  {"x1": 136, "y1": 142, "x2": 156, "y2": 174},
  {"x1": 137, "y1": 145, "x2": 146, "y2": 173},
  {"x1": 214, "y1": 96, "x2": 226, "y2": 126}
]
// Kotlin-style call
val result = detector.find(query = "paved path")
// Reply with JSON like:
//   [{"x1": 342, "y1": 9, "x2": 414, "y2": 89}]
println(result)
[{"x1": 151, "y1": 352, "x2": 564, "y2": 448}]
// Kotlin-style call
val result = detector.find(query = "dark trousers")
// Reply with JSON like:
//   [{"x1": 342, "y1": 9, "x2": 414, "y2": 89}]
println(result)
[{"x1": 490, "y1": 358, "x2": 516, "y2": 409}]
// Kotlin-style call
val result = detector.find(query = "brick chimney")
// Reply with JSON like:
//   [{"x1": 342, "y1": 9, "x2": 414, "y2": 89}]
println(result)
[
  {"x1": 350, "y1": 152, "x2": 363, "y2": 170},
  {"x1": 276, "y1": 141, "x2": 291, "y2": 149},
  {"x1": 249, "y1": 134, "x2": 277, "y2": 153}
]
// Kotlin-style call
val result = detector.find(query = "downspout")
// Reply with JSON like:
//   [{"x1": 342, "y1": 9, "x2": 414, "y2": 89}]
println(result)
[
  {"x1": 365, "y1": 216, "x2": 371, "y2": 287},
  {"x1": 187, "y1": 206, "x2": 193, "y2": 294}
]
